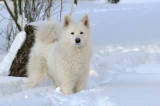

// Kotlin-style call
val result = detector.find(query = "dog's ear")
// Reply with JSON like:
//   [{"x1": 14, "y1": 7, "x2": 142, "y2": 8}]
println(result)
[
  {"x1": 80, "y1": 14, "x2": 90, "y2": 28},
  {"x1": 63, "y1": 14, "x2": 73, "y2": 28}
]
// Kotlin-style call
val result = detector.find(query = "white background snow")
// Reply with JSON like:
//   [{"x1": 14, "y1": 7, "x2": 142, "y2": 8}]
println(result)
[{"x1": 0, "y1": 0, "x2": 160, "y2": 106}]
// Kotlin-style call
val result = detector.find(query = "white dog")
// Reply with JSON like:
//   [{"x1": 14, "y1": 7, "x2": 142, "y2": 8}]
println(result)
[{"x1": 27, "y1": 14, "x2": 92, "y2": 95}]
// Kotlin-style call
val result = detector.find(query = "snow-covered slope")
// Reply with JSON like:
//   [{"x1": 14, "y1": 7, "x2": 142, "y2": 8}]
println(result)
[
  {"x1": 1, "y1": 44, "x2": 160, "y2": 106},
  {"x1": 0, "y1": 0, "x2": 160, "y2": 106}
]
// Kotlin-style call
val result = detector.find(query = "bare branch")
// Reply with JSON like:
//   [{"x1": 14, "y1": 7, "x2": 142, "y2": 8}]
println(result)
[
  {"x1": 18, "y1": 0, "x2": 22, "y2": 15},
  {"x1": 3, "y1": 0, "x2": 22, "y2": 31},
  {"x1": 13, "y1": 0, "x2": 18, "y2": 22}
]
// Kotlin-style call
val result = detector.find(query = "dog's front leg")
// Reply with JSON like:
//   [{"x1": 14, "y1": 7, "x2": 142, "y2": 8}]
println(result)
[
  {"x1": 60, "y1": 78, "x2": 75, "y2": 95},
  {"x1": 75, "y1": 73, "x2": 88, "y2": 93}
]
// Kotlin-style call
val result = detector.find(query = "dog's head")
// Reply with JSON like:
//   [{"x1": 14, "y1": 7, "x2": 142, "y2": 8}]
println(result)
[{"x1": 61, "y1": 14, "x2": 91, "y2": 47}]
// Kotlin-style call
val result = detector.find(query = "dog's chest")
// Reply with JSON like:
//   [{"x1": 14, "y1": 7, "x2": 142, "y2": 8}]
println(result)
[{"x1": 60, "y1": 49, "x2": 89, "y2": 73}]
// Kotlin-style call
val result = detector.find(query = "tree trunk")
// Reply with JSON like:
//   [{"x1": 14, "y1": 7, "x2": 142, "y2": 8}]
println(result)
[{"x1": 9, "y1": 25, "x2": 35, "y2": 77}]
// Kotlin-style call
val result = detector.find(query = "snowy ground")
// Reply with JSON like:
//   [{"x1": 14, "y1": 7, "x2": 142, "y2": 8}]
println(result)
[{"x1": 0, "y1": 0, "x2": 160, "y2": 106}]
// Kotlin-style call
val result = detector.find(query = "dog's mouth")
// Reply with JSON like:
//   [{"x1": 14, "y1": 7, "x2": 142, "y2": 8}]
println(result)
[{"x1": 74, "y1": 43, "x2": 83, "y2": 47}]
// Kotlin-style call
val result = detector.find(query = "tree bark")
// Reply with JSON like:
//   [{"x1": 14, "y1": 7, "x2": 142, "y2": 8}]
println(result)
[{"x1": 9, "y1": 25, "x2": 35, "y2": 77}]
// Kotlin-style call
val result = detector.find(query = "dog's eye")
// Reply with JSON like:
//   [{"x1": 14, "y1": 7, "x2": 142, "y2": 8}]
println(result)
[
  {"x1": 80, "y1": 32, "x2": 83, "y2": 34},
  {"x1": 71, "y1": 32, "x2": 74, "y2": 35}
]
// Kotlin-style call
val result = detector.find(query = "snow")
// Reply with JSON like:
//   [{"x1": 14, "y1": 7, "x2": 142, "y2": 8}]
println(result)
[
  {"x1": 120, "y1": 0, "x2": 160, "y2": 4},
  {"x1": 0, "y1": 31, "x2": 26, "y2": 76},
  {"x1": 0, "y1": 0, "x2": 160, "y2": 106},
  {"x1": 70, "y1": 3, "x2": 77, "y2": 16}
]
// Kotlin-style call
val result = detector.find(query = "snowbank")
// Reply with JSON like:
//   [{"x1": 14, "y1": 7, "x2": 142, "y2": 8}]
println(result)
[{"x1": 0, "y1": 31, "x2": 26, "y2": 76}]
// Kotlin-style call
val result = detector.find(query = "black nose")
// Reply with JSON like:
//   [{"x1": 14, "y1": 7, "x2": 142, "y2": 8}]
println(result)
[{"x1": 75, "y1": 38, "x2": 81, "y2": 43}]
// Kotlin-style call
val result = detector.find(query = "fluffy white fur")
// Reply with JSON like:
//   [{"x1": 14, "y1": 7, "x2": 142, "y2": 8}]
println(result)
[{"x1": 27, "y1": 14, "x2": 92, "y2": 95}]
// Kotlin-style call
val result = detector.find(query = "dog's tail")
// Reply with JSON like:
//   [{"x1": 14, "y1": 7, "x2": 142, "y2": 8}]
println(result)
[{"x1": 30, "y1": 21, "x2": 61, "y2": 43}]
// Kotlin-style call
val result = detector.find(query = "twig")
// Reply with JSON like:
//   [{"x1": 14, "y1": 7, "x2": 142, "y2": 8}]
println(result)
[
  {"x1": 0, "y1": 13, "x2": 13, "y2": 20},
  {"x1": 3, "y1": 0, "x2": 22, "y2": 31},
  {"x1": 52, "y1": 9, "x2": 66, "y2": 16},
  {"x1": 18, "y1": 0, "x2": 22, "y2": 15}
]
